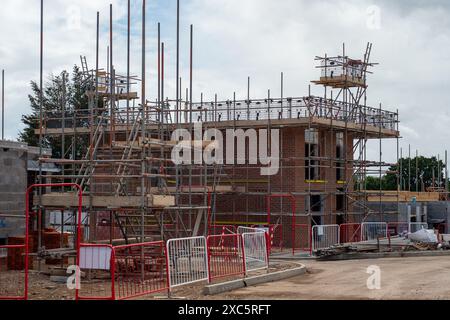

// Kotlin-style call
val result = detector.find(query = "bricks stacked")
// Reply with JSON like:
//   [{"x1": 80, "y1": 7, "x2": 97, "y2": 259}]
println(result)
[
  {"x1": 7, "y1": 236, "x2": 34, "y2": 270},
  {"x1": 43, "y1": 229, "x2": 70, "y2": 265}
]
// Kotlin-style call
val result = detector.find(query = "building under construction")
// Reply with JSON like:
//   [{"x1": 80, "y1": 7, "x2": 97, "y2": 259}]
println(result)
[
  {"x1": 9, "y1": 1, "x2": 450, "y2": 302},
  {"x1": 32, "y1": 39, "x2": 400, "y2": 252}
]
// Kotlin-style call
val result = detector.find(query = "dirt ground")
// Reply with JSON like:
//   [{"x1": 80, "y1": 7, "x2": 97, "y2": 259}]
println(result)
[
  {"x1": 3, "y1": 256, "x2": 450, "y2": 300},
  {"x1": 209, "y1": 256, "x2": 450, "y2": 300},
  {"x1": 0, "y1": 261, "x2": 298, "y2": 300}
]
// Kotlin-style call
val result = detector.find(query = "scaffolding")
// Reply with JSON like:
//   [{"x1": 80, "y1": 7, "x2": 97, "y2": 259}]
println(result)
[{"x1": 31, "y1": 2, "x2": 400, "y2": 259}]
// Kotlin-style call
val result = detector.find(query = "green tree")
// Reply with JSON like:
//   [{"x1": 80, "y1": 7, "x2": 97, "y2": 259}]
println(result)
[
  {"x1": 361, "y1": 156, "x2": 447, "y2": 191},
  {"x1": 19, "y1": 66, "x2": 90, "y2": 159}
]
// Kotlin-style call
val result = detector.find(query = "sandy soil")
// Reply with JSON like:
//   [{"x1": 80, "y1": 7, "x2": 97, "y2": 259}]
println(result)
[{"x1": 209, "y1": 256, "x2": 450, "y2": 300}]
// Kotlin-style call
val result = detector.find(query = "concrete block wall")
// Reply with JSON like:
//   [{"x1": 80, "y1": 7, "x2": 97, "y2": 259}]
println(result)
[{"x1": 0, "y1": 143, "x2": 28, "y2": 239}]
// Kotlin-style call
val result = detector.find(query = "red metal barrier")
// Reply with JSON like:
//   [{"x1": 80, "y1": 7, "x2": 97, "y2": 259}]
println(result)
[
  {"x1": 7, "y1": 183, "x2": 81, "y2": 301},
  {"x1": 77, "y1": 241, "x2": 169, "y2": 300},
  {"x1": 0, "y1": 245, "x2": 27, "y2": 300},
  {"x1": 77, "y1": 244, "x2": 115, "y2": 300},
  {"x1": 267, "y1": 194, "x2": 297, "y2": 255},
  {"x1": 114, "y1": 241, "x2": 169, "y2": 300},
  {"x1": 340, "y1": 223, "x2": 362, "y2": 243},
  {"x1": 436, "y1": 223, "x2": 449, "y2": 235},
  {"x1": 207, "y1": 234, "x2": 246, "y2": 282},
  {"x1": 269, "y1": 224, "x2": 283, "y2": 252},
  {"x1": 293, "y1": 224, "x2": 311, "y2": 254}
]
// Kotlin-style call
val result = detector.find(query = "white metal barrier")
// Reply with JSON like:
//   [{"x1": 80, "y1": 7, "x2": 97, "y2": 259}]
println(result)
[
  {"x1": 166, "y1": 236, "x2": 209, "y2": 289},
  {"x1": 361, "y1": 222, "x2": 388, "y2": 241},
  {"x1": 409, "y1": 222, "x2": 428, "y2": 233},
  {"x1": 242, "y1": 232, "x2": 269, "y2": 272},
  {"x1": 312, "y1": 225, "x2": 340, "y2": 252}
]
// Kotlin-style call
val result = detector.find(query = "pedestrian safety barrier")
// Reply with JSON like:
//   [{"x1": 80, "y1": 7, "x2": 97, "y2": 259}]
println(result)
[
  {"x1": 388, "y1": 222, "x2": 410, "y2": 236},
  {"x1": 311, "y1": 225, "x2": 340, "y2": 253},
  {"x1": 268, "y1": 224, "x2": 284, "y2": 252},
  {"x1": 339, "y1": 223, "x2": 362, "y2": 243},
  {"x1": 77, "y1": 244, "x2": 115, "y2": 300},
  {"x1": 207, "y1": 234, "x2": 246, "y2": 282},
  {"x1": 293, "y1": 224, "x2": 311, "y2": 254},
  {"x1": 361, "y1": 222, "x2": 388, "y2": 241},
  {"x1": 166, "y1": 237, "x2": 209, "y2": 289},
  {"x1": 242, "y1": 232, "x2": 269, "y2": 272},
  {"x1": 113, "y1": 241, "x2": 169, "y2": 300},
  {"x1": 0, "y1": 245, "x2": 27, "y2": 300}
]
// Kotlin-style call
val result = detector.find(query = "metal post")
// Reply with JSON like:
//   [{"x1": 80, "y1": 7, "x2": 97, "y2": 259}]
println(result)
[
  {"x1": 408, "y1": 144, "x2": 411, "y2": 192},
  {"x1": 446, "y1": 150, "x2": 448, "y2": 194},
  {"x1": 416, "y1": 150, "x2": 419, "y2": 192},
  {"x1": 141, "y1": 0, "x2": 146, "y2": 243},
  {"x1": 176, "y1": 0, "x2": 180, "y2": 123},
  {"x1": 158, "y1": 22, "x2": 161, "y2": 114},
  {"x1": 189, "y1": 24, "x2": 193, "y2": 234},
  {"x1": 127, "y1": 0, "x2": 131, "y2": 141},
  {"x1": 109, "y1": 4, "x2": 115, "y2": 145},
  {"x1": 247, "y1": 76, "x2": 250, "y2": 120},
  {"x1": 281, "y1": 72, "x2": 284, "y2": 119},
  {"x1": 1, "y1": 69, "x2": 4, "y2": 140},
  {"x1": 38, "y1": 0, "x2": 44, "y2": 272}
]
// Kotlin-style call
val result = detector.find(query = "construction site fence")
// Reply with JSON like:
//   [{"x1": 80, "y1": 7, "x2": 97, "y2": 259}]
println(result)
[
  {"x1": 437, "y1": 223, "x2": 450, "y2": 235},
  {"x1": 361, "y1": 222, "x2": 388, "y2": 241},
  {"x1": 207, "y1": 234, "x2": 246, "y2": 282},
  {"x1": 113, "y1": 241, "x2": 169, "y2": 300},
  {"x1": 293, "y1": 224, "x2": 312, "y2": 255},
  {"x1": 311, "y1": 225, "x2": 340, "y2": 253},
  {"x1": 0, "y1": 245, "x2": 27, "y2": 300},
  {"x1": 339, "y1": 223, "x2": 362, "y2": 243},
  {"x1": 266, "y1": 224, "x2": 283, "y2": 253},
  {"x1": 77, "y1": 244, "x2": 115, "y2": 300},
  {"x1": 76, "y1": 241, "x2": 170, "y2": 301},
  {"x1": 166, "y1": 236, "x2": 209, "y2": 290},
  {"x1": 388, "y1": 222, "x2": 428, "y2": 236},
  {"x1": 242, "y1": 232, "x2": 269, "y2": 272}
]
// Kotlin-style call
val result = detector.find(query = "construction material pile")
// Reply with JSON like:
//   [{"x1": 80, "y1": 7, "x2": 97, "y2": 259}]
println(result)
[{"x1": 315, "y1": 229, "x2": 446, "y2": 258}]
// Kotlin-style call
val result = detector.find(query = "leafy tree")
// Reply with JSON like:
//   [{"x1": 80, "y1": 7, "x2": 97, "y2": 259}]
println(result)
[
  {"x1": 19, "y1": 66, "x2": 90, "y2": 159},
  {"x1": 360, "y1": 157, "x2": 447, "y2": 191}
]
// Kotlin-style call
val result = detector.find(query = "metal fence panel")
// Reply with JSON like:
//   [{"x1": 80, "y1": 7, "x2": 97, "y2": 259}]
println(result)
[
  {"x1": 293, "y1": 224, "x2": 311, "y2": 254},
  {"x1": 114, "y1": 241, "x2": 169, "y2": 300},
  {"x1": 77, "y1": 244, "x2": 115, "y2": 300},
  {"x1": 0, "y1": 245, "x2": 27, "y2": 300},
  {"x1": 339, "y1": 223, "x2": 362, "y2": 243},
  {"x1": 312, "y1": 225, "x2": 340, "y2": 252},
  {"x1": 361, "y1": 222, "x2": 388, "y2": 241},
  {"x1": 167, "y1": 237, "x2": 209, "y2": 289},
  {"x1": 242, "y1": 232, "x2": 269, "y2": 272},
  {"x1": 207, "y1": 234, "x2": 245, "y2": 282},
  {"x1": 388, "y1": 222, "x2": 410, "y2": 236}
]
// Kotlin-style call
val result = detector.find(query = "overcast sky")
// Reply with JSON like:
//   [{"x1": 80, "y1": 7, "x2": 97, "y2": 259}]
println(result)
[{"x1": 1, "y1": 0, "x2": 449, "y2": 163}]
